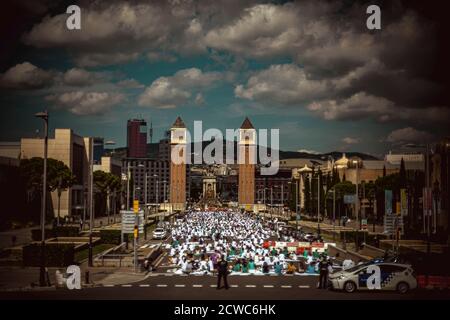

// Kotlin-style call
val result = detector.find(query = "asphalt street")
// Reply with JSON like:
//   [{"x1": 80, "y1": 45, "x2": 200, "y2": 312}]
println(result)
[{"x1": 1, "y1": 274, "x2": 449, "y2": 300}]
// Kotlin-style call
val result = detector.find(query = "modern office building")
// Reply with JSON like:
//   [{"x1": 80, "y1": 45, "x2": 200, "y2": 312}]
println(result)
[
  {"x1": 127, "y1": 119, "x2": 147, "y2": 158},
  {"x1": 20, "y1": 128, "x2": 92, "y2": 218}
]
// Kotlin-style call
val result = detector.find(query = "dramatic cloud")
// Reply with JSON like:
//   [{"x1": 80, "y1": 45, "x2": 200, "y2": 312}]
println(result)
[
  {"x1": 138, "y1": 68, "x2": 224, "y2": 108},
  {"x1": 342, "y1": 137, "x2": 360, "y2": 145},
  {"x1": 297, "y1": 149, "x2": 320, "y2": 155},
  {"x1": 235, "y1": 64, "x2": 331, "y2": 104},
  {"x1": 386, "y1": 127, "x2": 434, "y2": 145},
  {"x1": 0, "y1": 62, "x2": 53, "y2": 89},
  {"x1": 62, "y1": 68, "x2": 106, "y2": 86},
  {"x1": 46, "y1": 91, "x2": 124, "y2": 115},
  {"x1": 116, "y1": 79, "x2": 144, "y2": 89}
]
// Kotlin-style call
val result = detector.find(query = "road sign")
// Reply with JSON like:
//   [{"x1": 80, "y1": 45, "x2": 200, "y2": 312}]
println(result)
[
  {"x1": 344, "y1": 194, "x2": 356, "y2": 204},
  {"x1": 361, "y1": 219, "x2": 368, "y2": 231},
  {"x1": 121, "y1": 210, "x2": 144, "y2": 234},
  {"x1": 384, "y1": 213, "x2": 404, "y2": 235},
  {"x1": 133, "y1": 200, "x2": 139, "y2": 213}
]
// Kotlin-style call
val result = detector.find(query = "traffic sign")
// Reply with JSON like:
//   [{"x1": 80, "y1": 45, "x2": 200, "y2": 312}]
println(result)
[
  {"x1": 361, "y1": 219, "x2": 368, "y2": 231},
  {"x1": 344, "y1": 194, "x2": 356, "y2": 204},
  {"x1": 121, "y1": 210, "x2": 144, "y2": 234}
]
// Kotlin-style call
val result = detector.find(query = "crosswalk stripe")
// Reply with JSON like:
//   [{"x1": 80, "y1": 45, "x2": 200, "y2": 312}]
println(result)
[
  {"x1": 298, "y1": 285, "x2": 310, "y2": 288},
  {"x1": 175, "y1": 284, "x2": 185, "y2": 287},
  {"x1": 157, "y1": 284, "x2": 168, "y2": 287},
  {"x1": 210, "y1": 284, "x2": 216, "y2": 287},
  {"x1": 230, "y1": 285, "x2": 239, "y2": 288},
  {"x1": 245, "y1": 285, "x2": 256, "y2": 288},
  {"x1": 103, "y1": 284, "x2": 115, "y2": 287},
  {"x1": 281, "y1": 285, "x2": 292, "y2": 288},
  {"x1": 121, "y1": 284, "x2": 132, "y2": 287},
  {"x1": 139, "y1": 284, "x2": 150, "y2": 287},
  {"x1": 193, "y1": 285, "x2": 203, "y2": 287},
  {"x1": 263, "y1": 285, "x2": 274, "y2": 288}
]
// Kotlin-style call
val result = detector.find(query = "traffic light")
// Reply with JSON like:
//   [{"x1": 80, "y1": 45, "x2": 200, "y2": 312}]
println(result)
[{"x1": 134, "y1": 225, "x2": 138, "y2": 239}]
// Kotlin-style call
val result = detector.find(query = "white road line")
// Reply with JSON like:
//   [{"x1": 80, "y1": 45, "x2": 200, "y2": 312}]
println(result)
[
  {"x1": 281, "y1": 285, "x2": 292, "y2": 288},
  {"x1": 103, "y1": 284, "x2": 115, "y2": 287},
  {"x1": 175, "y1": 284, "x2": 185, "y2": 287},
  {"x1": 157, "y1": 284, "x2": 168, "y2": 287},
  {"x1": 121, "y1": 284, "x2": 132, "y2": 287},
  {"x1": 210, "y1": 284, "x2": 216, "y2": 287},
  {"x1": 193, "y1": 284, "x2": 203, "y2": 288},
  {"x1": 139, "y1": 284, "x2": 150, "y2": 287},
  {"x1": 230, "y1": 285, "x2": 239, "y2": 288},
  {"x1": 298, "y1": 285, "x2": 310, "y2": 288},
  {"x1": 263, "y1": 285, "x2": 274, "y2": 288},
  {"x1": 245, "y1": 285, "x2": 256, "y2": 288}
]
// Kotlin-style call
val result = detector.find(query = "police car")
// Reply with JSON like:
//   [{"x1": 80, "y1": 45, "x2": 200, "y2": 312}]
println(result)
[{"x1": 328, "y1": 262, "x2": 417, "y2": 294}]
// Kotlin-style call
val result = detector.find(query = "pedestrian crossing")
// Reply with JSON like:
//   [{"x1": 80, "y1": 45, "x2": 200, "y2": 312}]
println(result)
[{"x1": 103, "y1": 283, "x2": 311, "y2": 289}]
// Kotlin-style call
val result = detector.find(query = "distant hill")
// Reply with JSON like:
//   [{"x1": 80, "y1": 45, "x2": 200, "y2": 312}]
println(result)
[{"x1": 106, "y1": 140, "x2": 379, "y2": 161}]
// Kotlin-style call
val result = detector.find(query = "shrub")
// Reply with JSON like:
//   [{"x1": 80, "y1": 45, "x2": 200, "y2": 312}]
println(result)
[
  {"x1": 22, "y1": 243, "x2": 75, "y2": 267},
  {"x1": 100, "y1": 229, "x2": 131, "y2": 244},
  {"x1": 53, "y1": 226, "x2": 80, "y2": 237},
  {"x1": 31, "y1": 229, "x2": 53, "y2": 241}
]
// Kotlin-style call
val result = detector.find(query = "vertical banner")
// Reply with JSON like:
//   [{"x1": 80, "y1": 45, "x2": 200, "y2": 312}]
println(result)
[
  {"x1": 400, "y1": 188, "x2": 408, "y2": 216},
  {"x1": 385, "y1": 190, "x2": 392, "y2": 215}
]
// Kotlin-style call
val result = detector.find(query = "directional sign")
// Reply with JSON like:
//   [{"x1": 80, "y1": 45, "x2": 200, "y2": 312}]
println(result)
[
  {"x1": 384, "y1": 213, "x2": 404, "y2": 235},
  {"x1": 121, "y1": 210, "x2": 144, "y2": 234},
  {"x1": 344, "y1": 194, "x2": 356, "y2": 204}
]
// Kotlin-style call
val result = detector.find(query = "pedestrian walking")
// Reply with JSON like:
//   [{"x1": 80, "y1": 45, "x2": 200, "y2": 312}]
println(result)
[{"x1": 217, "y1": 257, "x2": 229, "y2": 290}]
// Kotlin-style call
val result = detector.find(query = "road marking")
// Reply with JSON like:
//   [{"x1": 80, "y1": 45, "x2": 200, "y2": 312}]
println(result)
[
  {"x1": 164, "y1": 274, "x2": 173, "y2": 276},
  {"x1": 245, "y1": 285, "x2": 256, "y2": 288},
  {"x1": 193, "y1": 284, "x2": 203, "y2": 288},
  {"x1": 230, "y1": 284, "x2": 239, "y2": 288},
  {"x1": 298, "y1": 285, "x2": 310, "y2": 288},
  {"x1": 103, "y1": 284, "x2": 115, "y2": 287},
  {"x1": 157, "y1": 284, "x2": 168, "y2": 287},
  {"x1": 139, "y1": 284, "x2": 150, "y2": 287},
  {"x1": 263, "y1": 285, "x2": 274, "y2": 288},
  {"x1": 281, "y1": 285, "x2": 292, "y2": 288},
  {"x1": 121, "y1": 284, "x2": 132, "y2": 287},
  {"x1": 210, "y1": 284, "x2": 216, "y2": 287},
  {"x1": 175, "y1": 284, "x2": 185, "y2": 287}
]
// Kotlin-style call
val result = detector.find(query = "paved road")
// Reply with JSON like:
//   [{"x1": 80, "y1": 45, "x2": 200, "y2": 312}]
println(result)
[{"x1": 1, "y1": 274, "x2": 449, "y2": 300}]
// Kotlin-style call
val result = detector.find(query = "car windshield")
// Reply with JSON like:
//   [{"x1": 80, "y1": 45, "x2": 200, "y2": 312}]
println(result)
[
  {"x1": 155, "y1": 229, "x2": 164, "y2": 233},
  {"x1": 345, "y1": 263, "x2": 371, "y2": 273}
]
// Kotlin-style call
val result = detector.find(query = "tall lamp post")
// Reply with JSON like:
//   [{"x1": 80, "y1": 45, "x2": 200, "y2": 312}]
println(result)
[
  {"x1": 88, "y1": 137, "x2": 94, "y2": 267},
  {"x1": 35, "y1": 111, "x2": 48, "y2": 287}
]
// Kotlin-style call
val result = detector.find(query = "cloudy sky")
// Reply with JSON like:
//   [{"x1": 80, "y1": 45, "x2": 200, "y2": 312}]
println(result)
[{"x1": 0, "y1": 0, "x2": 449, "y2": 157}]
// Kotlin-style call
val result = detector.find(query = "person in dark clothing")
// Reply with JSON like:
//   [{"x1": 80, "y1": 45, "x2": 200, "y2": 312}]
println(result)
[
  {"x1": 318, "y1": 258, "x2": 330, "y2": 289},
  {"x1": 217, "y1": 257, "x2": 229, "y2": 289}
]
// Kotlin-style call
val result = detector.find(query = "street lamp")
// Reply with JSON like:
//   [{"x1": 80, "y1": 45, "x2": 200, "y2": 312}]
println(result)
[
  {"x1": 352, "y1": 159, "x2": 360, "y2": 230},
  {"x1": 35, "y1": 110, "x2": 48, "y2": 287}
]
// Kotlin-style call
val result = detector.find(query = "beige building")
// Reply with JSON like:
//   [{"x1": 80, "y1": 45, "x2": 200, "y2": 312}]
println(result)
[
  {"x1": 169, "y1": 117, "x2": 187, "y2": 212},
  {"x1": 238, "y1": 117, "x2": 256, "y2": 211},
  {"x1": 20, "y1": 129, "x2": 92, "y2": 218}
]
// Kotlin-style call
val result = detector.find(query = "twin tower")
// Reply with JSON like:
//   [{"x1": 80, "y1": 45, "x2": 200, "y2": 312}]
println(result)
[{"x1": 169, "y1": 116, "x2": 255, "y2": 211}]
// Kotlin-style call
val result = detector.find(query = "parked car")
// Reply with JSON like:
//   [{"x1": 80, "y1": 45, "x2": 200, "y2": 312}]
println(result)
[
  {"x1": 329, "y1": 263, "x2": 417, "y2": 294},
  {"x1": 152, "y1": 228, "x2": 167, "y2": 240}
]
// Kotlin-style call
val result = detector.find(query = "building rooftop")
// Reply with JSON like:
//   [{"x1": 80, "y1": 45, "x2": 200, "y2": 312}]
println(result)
[
  {"x1": 172, "y1": 116, "x2": 186, "y2": 128},
  {"x1": 240, "y1": 117, "x2": 254, "y2": 129}
]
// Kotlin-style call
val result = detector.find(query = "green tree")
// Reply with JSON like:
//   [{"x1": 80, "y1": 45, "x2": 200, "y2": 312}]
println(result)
[
  {"x1": 94, "y1": 171, "x2": 121, "y2": 219},
  {"x1": 20, "y1": 157, "x2": 75, "y2": 221}
]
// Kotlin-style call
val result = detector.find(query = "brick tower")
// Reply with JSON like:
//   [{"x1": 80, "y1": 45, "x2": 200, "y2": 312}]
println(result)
[
  {"x1": 238, "y1": 117, "x2": 256, "y2": 211},
  {"x1": 169, "y1": 116, "x2": 187, "y2": 212}
]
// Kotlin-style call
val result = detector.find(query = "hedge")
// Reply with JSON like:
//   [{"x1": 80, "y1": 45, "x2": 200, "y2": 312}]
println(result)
[
  {"x1": 31, "y1": 226, "x2": 80, "y2": 241},
  {"x1": 100, "y1": 229, "x2": 132, "y2": 244},
  {"x1": 22, "y1": 243, "x2": 75, "y2": 267}
]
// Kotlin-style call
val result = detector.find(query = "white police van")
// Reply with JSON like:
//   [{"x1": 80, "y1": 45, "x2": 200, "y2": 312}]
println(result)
[{"x1": 329, "y1": 262, "x2": 417, "y2": 294}]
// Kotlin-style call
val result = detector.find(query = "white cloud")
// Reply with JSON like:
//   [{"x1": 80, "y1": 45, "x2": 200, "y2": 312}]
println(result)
[
  {"x1": 46, "y1": 91, "x2": 124, "y2": 115},
  {"x1": 297, "y1": 149, "x2": 320, "y2": 155},
  {"x1": 62, "y1": 68, "x2": 106, "y2": 86},
  {"x1": 138, "y1": 68, "x2": 224, "y2": 108},
  {"x1": 194, "y1": 93, "x2": 205, "y2": 105},
  {"x1": 386, "y1": 127, "x2": 433, "y2": 144},
  {"x1": 0, "y1": 62, "x2": 53, "y2": 89},
  {"x1": 235, "y1": 64, "x2": 331, "y2": 105},
  {"x1": 342, "y1": 137, "x2": 360, "y2": 144},
  {"x1": 116, "y1": 78, "x2": 144, "y2": 89}
]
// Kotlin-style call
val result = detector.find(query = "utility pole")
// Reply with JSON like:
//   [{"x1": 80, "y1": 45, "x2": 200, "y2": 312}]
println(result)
[
  {"x1": 126, "y1": 162, "x2": 131, "y2": 210},
  {"x1": 144, "y1": 172, "x2": 148, "y2": 240},
  {"x1": 317, "y1": 174, "x2": 320, "y2": 236},
  {"x1": 295, "y1": 179, "x2": 299, "y2": 230},
  {"x1": 333, "y1": 187, "x2": 336, "y2": 241}
]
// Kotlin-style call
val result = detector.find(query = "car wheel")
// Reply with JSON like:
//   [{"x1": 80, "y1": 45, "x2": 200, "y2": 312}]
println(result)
[
  {"x1": 397, "y1": 282, "x2": 409, "y2": 294},
  {"x1": 344, "y1": 281, "x2": 357, "y2": 293}
]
